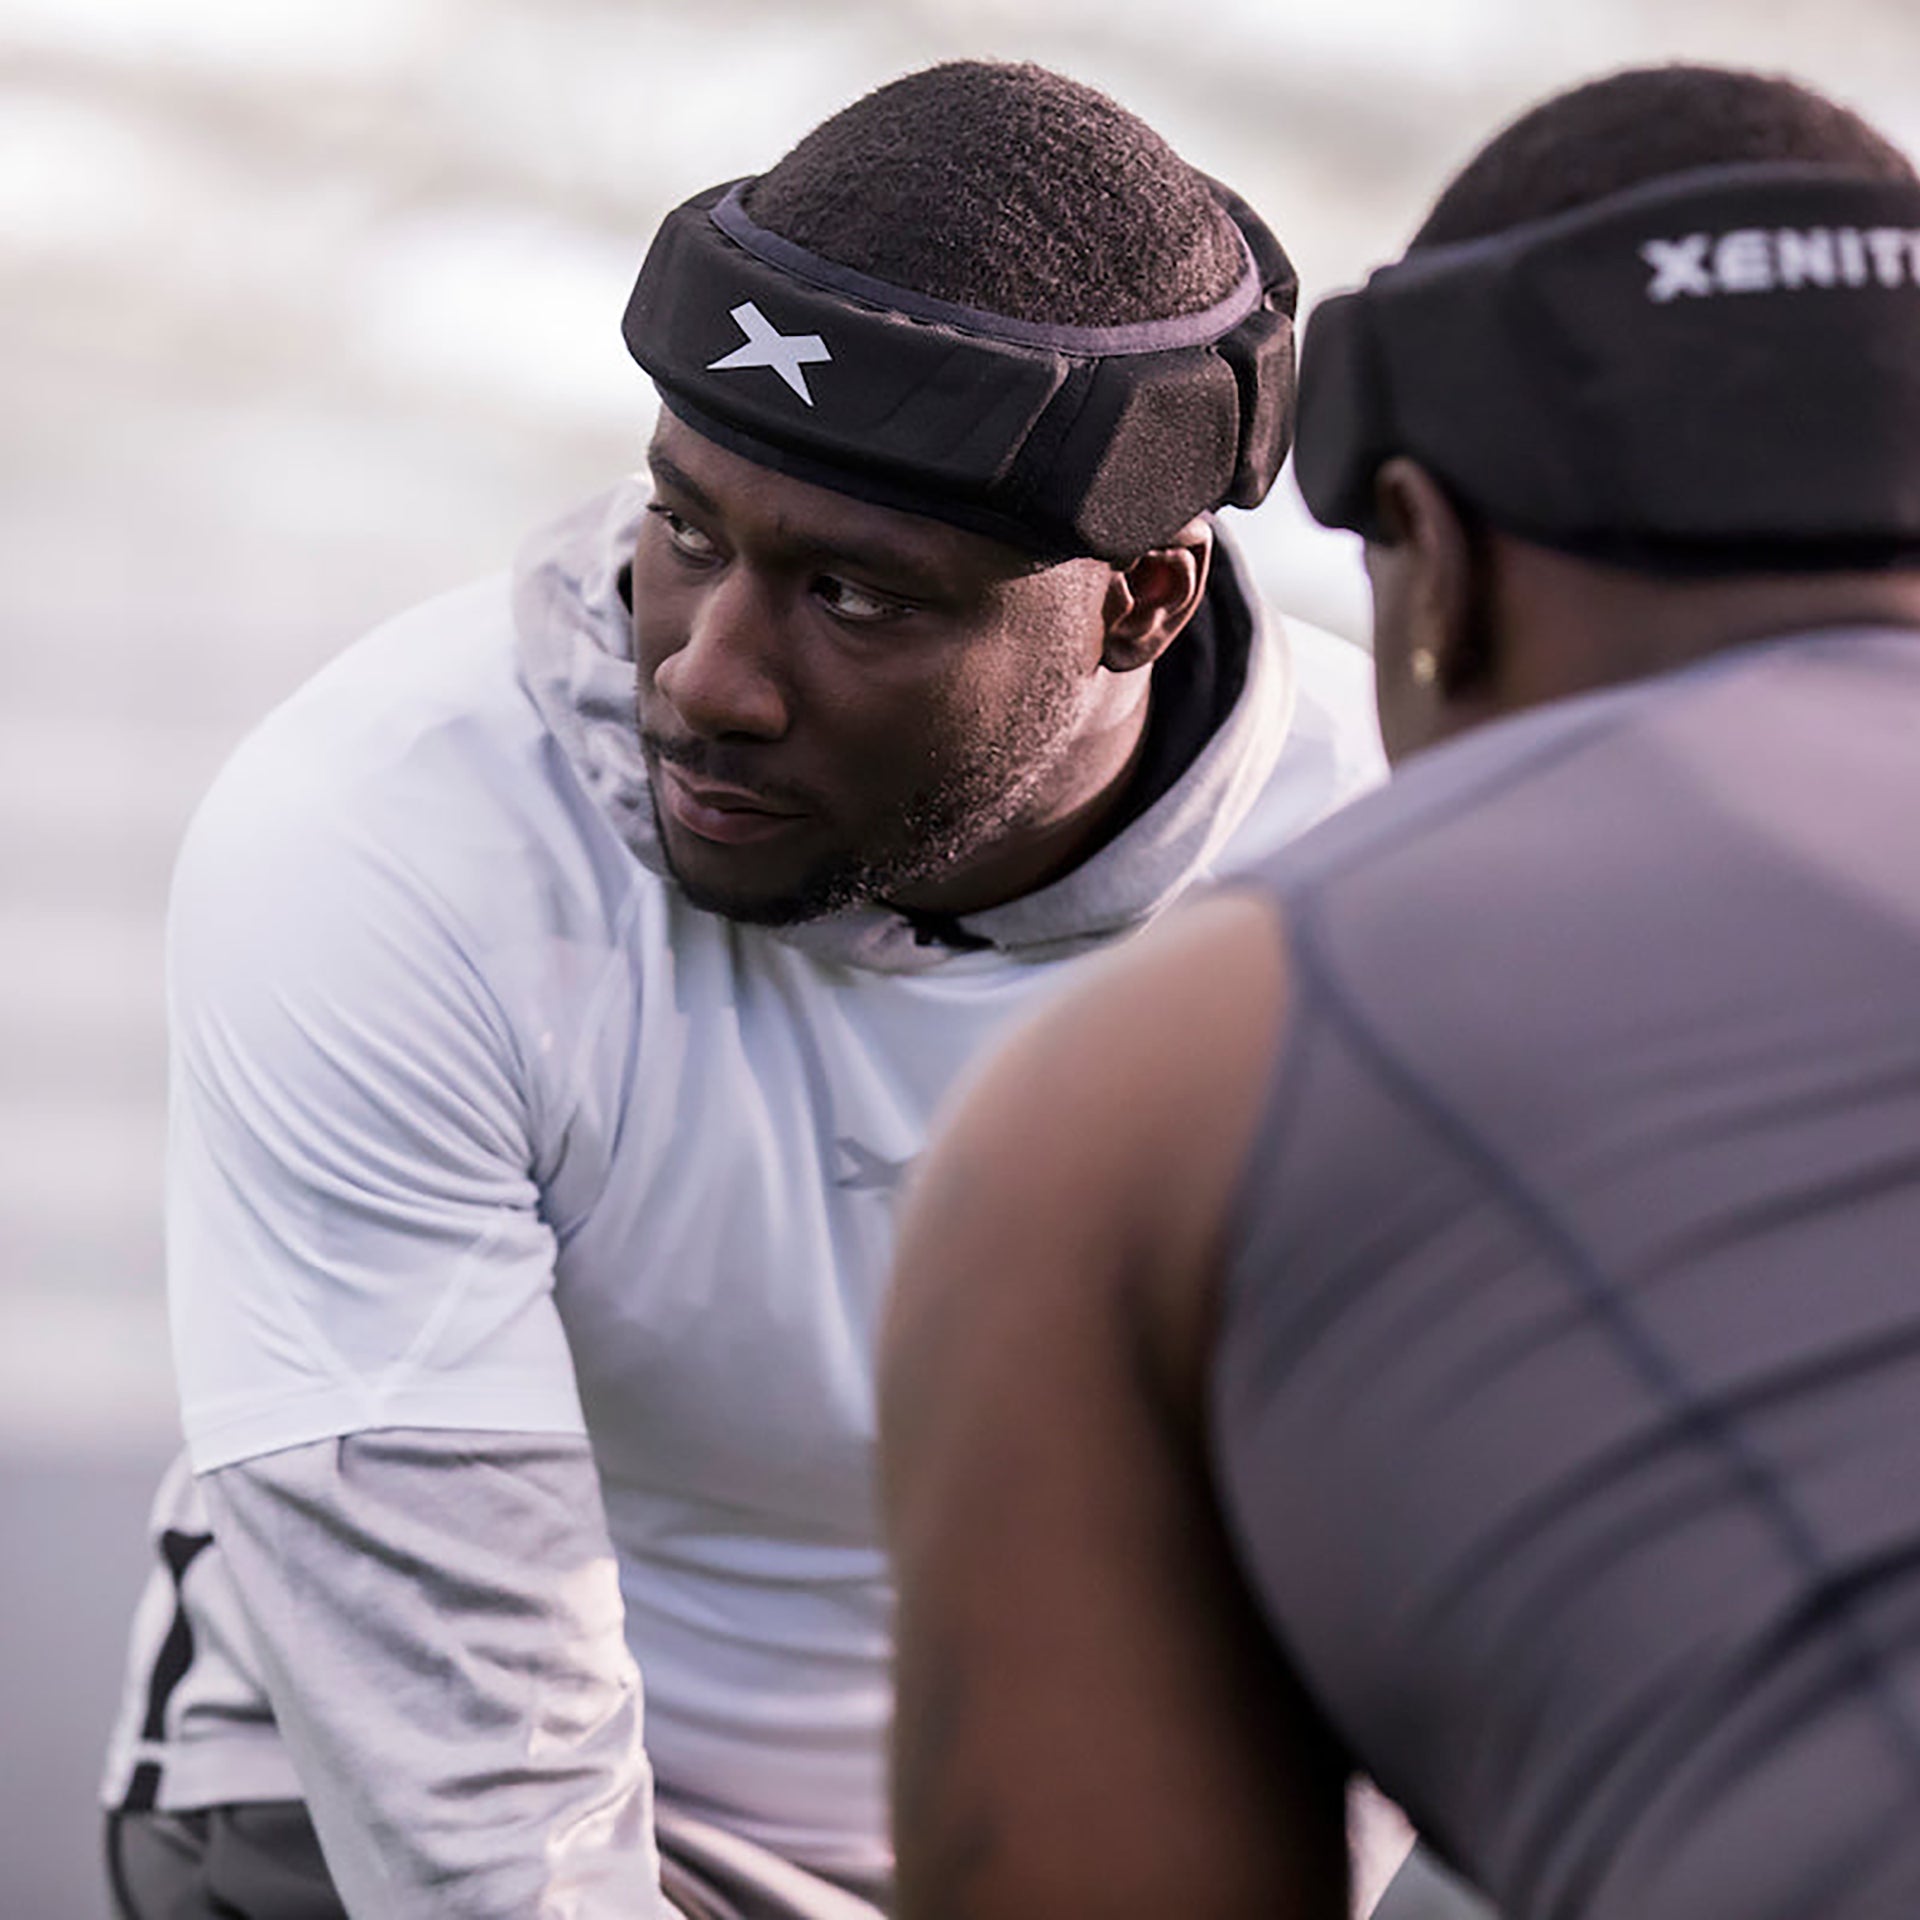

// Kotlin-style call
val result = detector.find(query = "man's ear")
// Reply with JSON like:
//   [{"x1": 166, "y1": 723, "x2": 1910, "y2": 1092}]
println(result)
[
  {"x1": 1370, "y1": 458, "x2": 1489, "y2": 697},
  {"x1": 1099, "y1": 519, "x2": 1215, "y2": 673}
]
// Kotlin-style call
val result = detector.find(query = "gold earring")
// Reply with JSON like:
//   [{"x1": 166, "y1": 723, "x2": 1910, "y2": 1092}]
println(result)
[{"x1": 1409, "y1": 647, "x2": 1439, "y2": 687}]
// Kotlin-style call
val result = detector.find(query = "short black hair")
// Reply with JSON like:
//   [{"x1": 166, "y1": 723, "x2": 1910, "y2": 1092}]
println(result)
[
  {"x1": 743, "y1": 60, "x2": 1245, "y2": 327},
  {"x1": 1415, "y1": 63, "x2": 1916, "y2": 249}
]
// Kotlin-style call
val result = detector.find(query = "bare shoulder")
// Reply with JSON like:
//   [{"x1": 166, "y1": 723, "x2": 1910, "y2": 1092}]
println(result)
[{"x1": 879, "y1": 890, "x2": 1347, "y2": 1920}]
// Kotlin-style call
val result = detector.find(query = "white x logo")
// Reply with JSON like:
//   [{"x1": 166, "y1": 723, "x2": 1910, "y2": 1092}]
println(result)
[
  {"x1": 706, "y1": 301, "x2": 832, "y2": 405},
  {"x1": 1642, "y1": 235, "x2": 1715, "y2": 303}
]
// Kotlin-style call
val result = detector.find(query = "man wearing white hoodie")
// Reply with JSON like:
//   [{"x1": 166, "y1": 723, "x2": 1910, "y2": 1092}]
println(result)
[{"x1": 99, "y1": 59, "x2": 1382, "y2": 1920}]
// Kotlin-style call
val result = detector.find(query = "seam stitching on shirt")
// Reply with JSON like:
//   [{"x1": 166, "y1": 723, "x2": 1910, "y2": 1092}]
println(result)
[{"x1": 1283, "y1": 887, "x2": 1920, "y2": 1899}]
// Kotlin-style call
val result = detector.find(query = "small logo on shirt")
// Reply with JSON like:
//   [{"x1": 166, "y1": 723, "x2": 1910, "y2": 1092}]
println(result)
[
  {"x1": 707, "y1": 301, "x2": 832, "y2": 404},
  {"x1": 834, "y1": 1137, "x2": 914, "y2": 1196},
  {"x1": 1643, "y1": 226, "x2": 1920, "y2": 302}
]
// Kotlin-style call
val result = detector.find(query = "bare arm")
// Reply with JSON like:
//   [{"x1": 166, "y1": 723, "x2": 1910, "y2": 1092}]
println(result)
[{"x1": 880, "y1": 893, "x2": 1350, "y2": 1920}]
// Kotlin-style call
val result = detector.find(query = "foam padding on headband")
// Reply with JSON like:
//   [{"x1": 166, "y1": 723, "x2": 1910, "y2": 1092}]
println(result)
[
  {"x1": 623, "y1": 177, "x2": 1299, "y2": 560},
  {"x1": 1296, "y1": 162, "x2": 1920, "y2": 559}
]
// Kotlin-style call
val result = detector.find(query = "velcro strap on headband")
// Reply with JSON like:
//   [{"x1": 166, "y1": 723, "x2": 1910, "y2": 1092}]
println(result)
[
  {"x1": 622, "y1": 179, "x2": 1298, "y2": 561},
  {"x1": 1295, "y1": 163, "x2": 1920, "y2": 561}
]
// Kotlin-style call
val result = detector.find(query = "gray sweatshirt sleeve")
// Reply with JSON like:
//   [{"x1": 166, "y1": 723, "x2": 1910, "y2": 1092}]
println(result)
[{"x1": 201, "y1": 1427, "x2": 672, "y2": 1918}]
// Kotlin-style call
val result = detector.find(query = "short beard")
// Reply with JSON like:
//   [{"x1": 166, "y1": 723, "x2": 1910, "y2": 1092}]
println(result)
[{"x1": 656, "y1": 653, "x2": 1092, "y2": 928}]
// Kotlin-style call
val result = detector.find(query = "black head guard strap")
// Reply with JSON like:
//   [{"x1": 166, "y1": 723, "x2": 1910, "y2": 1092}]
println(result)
[
  {"x1": 622, "y1": 178, "x2": 1298, "y2": 562},
  {"x1": 1295, "y1": 162, "x2": 1920, "y2": 567}
]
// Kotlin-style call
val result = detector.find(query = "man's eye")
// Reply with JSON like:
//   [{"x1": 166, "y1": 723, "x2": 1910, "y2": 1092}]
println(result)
[
  {"x1": 816, "y1": 576, "x2": 908, "y2": 623},
  {"x1": 647, "y1": 504, "x2": 720, "y2": 562}
]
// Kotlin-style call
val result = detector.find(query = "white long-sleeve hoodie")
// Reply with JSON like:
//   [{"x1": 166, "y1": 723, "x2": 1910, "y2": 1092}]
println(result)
[{"x1": 101, "y1": 481, "x2": 1384, "y2": 1914}]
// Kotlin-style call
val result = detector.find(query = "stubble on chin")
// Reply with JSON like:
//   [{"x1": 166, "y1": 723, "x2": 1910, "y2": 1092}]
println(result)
[
  {"x1": 642, "y1": 648, "x2": 1090, "y2": 927},
  {"x1": 648, "y1": 793, "x2": 870, "y2": 927}
]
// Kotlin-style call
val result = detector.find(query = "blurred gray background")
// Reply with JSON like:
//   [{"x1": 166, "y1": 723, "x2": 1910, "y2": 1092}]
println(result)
[{"x1": 5, "y1": 1, "x2": 1919, "y2": 1910}]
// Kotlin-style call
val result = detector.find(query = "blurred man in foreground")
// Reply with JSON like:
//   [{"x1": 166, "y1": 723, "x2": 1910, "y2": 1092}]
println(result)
[
  {"x1": 98, "y1": 58, "x2": 1383, "y2": 1920},
  {"x1": 883, "y1": 64, "x2": 1920, "y2": 1920}
]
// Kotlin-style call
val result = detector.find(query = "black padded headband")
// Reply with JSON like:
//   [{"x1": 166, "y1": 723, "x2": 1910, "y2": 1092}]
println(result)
[
  {"x1": 1295, "y1": 162, "x2": 1920, "y2": 565},
  {"x1": 622, "y1": 177, "x2": 1298, "y2": 561}
]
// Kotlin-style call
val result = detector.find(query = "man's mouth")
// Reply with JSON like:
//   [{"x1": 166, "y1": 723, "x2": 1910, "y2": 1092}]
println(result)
[{"x1": 653, "y1": 761, "x2": 810, "y2": 847}]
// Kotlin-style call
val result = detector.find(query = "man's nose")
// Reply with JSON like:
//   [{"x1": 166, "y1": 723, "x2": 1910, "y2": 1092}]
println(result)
[{"x1": 650, "y1": 570, "x2": 790, "y2": 740}]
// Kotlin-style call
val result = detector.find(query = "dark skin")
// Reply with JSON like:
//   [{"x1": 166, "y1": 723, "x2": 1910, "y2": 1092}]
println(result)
[
  {"x1": 632, "y1": 413, "x2": 1212, "y2": 925},
  {"x1": 1367, "y1": 457, "x2": 1920, "y2": 764},
  {"x1": 880, "y1": 455, "x2": 1920, "y2": 1919},
  {"x1": 881, "y1": 893, "x2": 1349, "y2": 1920}
]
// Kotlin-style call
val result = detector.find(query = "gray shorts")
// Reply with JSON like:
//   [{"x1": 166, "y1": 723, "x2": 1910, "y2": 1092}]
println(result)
[{"x1": 105, "y1": 1798, "x2": 890, "y2": 1920}]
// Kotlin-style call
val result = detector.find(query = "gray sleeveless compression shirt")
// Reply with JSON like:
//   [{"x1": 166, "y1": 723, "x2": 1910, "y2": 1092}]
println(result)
[{"x1": 1210, "y1": 627, "x2": 1920, "y2": 1920}]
